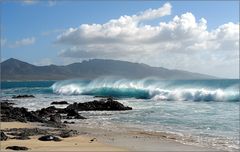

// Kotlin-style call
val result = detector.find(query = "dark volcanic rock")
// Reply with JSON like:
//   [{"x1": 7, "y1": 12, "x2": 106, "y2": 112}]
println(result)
[
  {"x1": 6, "y1": 146, "x2": 29, "y2": 151},
  {"x1": 66, "y1": 109, "x2": 86, "y2": 119},
  {"x1": 0, "y1": 131, "x2": 8, "y2": 141},
  {"x1": 89, "y1": 138, "x2": 97, "y2": 143},
  {"x1": 63, "y1": 121, "x2": 75, "y2": 124},
  {"x1": 0, "y1": 102, "x2": 45, "y2": 123},
  {"x1": 36, "y1": 106, "x2": 58, "y2": 118},
  {"x1": 94, "y1": 96, "x2": 118, "y2": 100},
  {"x1": 13, "y1": 135, "x2": 31, "y2": 140},
  {"x1": 0, "y1": 100, "x2": 15, "y2": 105},
  {"x1": 66, "y1": 98, "x2": 132, "y2": 111},
  {"x1": 12, "y1": 94, "x2": 35, "y2": 99},
  {"x1": 5, "y1": 128, "x2": 48, "y2": 137},
  {"x1": 38, "y1": 135, "x2": 61, "y2": 141},
  {"x1": 59, "y1": 130, "x2": 78, "y2": 138},
  {"x1": 51, "y1": 101, "x2": 69, "y2": 105},
  {"x1": 50, "y1": 113, "x2": 61, "y2": 123}
]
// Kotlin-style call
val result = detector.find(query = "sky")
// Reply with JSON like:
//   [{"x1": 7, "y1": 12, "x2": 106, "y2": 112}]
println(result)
[{"x1": 1, "y1": 0, "x2": 239, "y2": 78}]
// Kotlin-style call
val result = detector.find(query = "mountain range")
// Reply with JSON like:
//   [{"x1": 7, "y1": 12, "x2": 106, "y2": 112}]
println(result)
[{"x1": 1, "y1": 58, "x2": 216, "y2": 80}]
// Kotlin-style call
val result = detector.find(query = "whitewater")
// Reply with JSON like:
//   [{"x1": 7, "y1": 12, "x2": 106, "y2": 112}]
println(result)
[
  {"x1": 1, "y1": 78, "x2": 239, "y2": 151},
  {"x1": 52, "y1": 77, "x2": 239, "y2": 102}
]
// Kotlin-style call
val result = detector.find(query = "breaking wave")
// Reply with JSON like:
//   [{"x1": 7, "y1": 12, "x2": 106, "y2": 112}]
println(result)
[{"x1": 51, "y1": 78, "x2": 239, "y2": 102}]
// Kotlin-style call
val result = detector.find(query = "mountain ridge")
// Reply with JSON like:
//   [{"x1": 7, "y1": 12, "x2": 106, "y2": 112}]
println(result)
[{"x1": 1, "y1": 58, "x2": 217, "y2": 80}]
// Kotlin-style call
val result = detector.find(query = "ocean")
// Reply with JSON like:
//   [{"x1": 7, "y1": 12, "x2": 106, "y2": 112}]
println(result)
[{"x1": 1, "y1": 78, "x2": 239, "y2": 151}]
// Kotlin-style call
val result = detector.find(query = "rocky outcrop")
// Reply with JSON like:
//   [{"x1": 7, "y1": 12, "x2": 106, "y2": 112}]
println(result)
[
  {"x1": 0, "y1": 102, "x2": 65, "y2": 128},
  {"x1": 65, "y1": 109, "x2": 86, "y2": 119},
  {"x1": 66, "y1": 98, "x2": 132, "y2": 111},
  {"x1": 0, "y1": 97, "x2": 132, "y2": 129},
  {"x1": 5, "y1": 128, "x2": 48, "y2": 137},
  {"x1": 38, "y1": 135, "x2": 61, "y2": 141},
  {"x1": 51, "y1": 101, "x2": 69, "y2": 105},
  {"x1": 12, "y1": 95, "x2": 35, "y2": 99},
  {"x1": 50, "y1": 114, "x2": 62, "y2": 123},
  {"x1": 35, "y1": 106, "x2": 86, "y2": 120},
  {"x1": 0, "y1": 102, "x2": 45, "y2": 123},
  {"x1": 6, "y1": 146, "x2": 29, "y2": 151},
  {"x1": 0, "y1": 131, "x2": 8, "y2": 141},
  {"x1": 59, "y1": 130, "x2": 78, "y2": 138}
]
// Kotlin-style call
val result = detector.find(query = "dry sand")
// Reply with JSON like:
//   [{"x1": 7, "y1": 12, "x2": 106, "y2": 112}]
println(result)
[
  {"x1": 0, "y1": 122, "x2": 127, "y2": 151},
  {"x1": 0, "y1": 122, "x2": 38, "y2": 130}
]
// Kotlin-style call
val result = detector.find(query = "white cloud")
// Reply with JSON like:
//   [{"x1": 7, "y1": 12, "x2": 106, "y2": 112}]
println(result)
[
  {"x1": 56, "y1": 3, "x2": 239, "y2": 78},
  {"x1": 10, "y1": 37, "x2": 35, "y2": 48},
  {"x1": 133, "y1": 2, "x2": 171, "y2": 21}
]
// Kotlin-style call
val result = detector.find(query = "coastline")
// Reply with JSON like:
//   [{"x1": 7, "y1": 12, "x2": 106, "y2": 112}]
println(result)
[
  {"x1": 69, "y1": 123, "x2": 222, "y2": 152},
  {"x1": 0, "y1": 121, "x2": 221, "y2": 152},
  {"x1": 1, "y1": 91, "x2": 238, "y2": 151},
  {"x1": 0, "y1": 122, "x2": 128, "y2": 151}
]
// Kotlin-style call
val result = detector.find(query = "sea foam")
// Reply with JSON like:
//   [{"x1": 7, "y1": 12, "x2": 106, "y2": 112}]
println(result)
[{"x1": 51, "y1": 78, "x2": 239, "y2": 102}]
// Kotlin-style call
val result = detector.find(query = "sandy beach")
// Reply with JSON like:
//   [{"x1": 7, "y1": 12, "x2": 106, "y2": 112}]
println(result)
[
  {"x1": 0, "y1": 122, "x2": 127, "y2": 151},
  {"x1": 69, "y1": 123, "x2": 222, "y2": 152},
  {"x1": 0, "y1": 121, "x2": 222, "y2": 151}
]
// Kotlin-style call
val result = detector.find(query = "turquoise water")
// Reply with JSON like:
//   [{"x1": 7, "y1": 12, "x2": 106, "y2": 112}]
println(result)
[{"x1": 1, "y1": 78, "x2": 239, "y2": 151}]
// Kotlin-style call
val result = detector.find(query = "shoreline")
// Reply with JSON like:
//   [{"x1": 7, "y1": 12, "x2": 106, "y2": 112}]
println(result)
[
  {"x1": 69, "y1": 122, "x2": 223, "y2": 152},
  {"x1": 0, "y1": 96, "x2": 238, "y2": 151},
  {"x1": 0, "y1": 121, "x2": 221, "y2": 152}
]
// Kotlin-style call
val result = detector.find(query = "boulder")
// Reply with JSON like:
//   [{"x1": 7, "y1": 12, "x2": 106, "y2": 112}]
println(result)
[
  {"x1": 59, "y1": 130, "x2": 78, "y2": 138},
  {"x1": 13, "y1": 135, "x2": 31, "y2": 140},
  {"x1": 0, "y1": 131, "x2": 8, "y2": 141},
  {"x1": 63, "y1": 121, "x2": 75, "y2": 124},
  {"x1": 66, "y1": 98, "x2": 132, "y2": 111},
  {"x1": 12, "y1": 94, "x2": 35, "y2": 99},
  {"x1": 38, "y1": 135, "x2": 61, "y2": 141},
  {"x1": 37, "y1": 106, "x2": 58, "y2": 116},
  {"x1": 66, "y1": 109, "x2": 86, "y2": 119},
  {"x1": 6, "y1": 146, "x2": 29, "y2": 150},
  {"x1": 50, "y1": 113, "x2": 61, "y2": 123},
  {"x1": 0, "y1": 102, "x2": 45, "y2": 123},
  {"x1": 5, "y1": 128, "x2": 48, "y2": 137},
  {"x1": 51, "y1": 101, "x2": 69, "y2": 105}
]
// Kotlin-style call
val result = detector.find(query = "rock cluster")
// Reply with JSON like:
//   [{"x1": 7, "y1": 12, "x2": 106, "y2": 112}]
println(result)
[
  {"x1": 38, "y1": 135, "x2": 61, "y2": 141},
  {"x1": 0, "y1": 131, "x2": 8, "y2": 141},
  {"x1": 1, "y1": 97, "x2": 132, "y2": 128},
  {"x1": 66, "y1": 97, "x2": 132, "y2": 111},
  {"x1": 0, "y1": 102, "x2": 45, "y2": 123},
  {"x1": 12, "y1": 95, "x2": 35, "y2": 99},
  {"x1": 6, "y1": 146, "x2": 29, "y2": 151},
  {"x1": 51, "y1": 101, "x2": 69, "y2": 105}
]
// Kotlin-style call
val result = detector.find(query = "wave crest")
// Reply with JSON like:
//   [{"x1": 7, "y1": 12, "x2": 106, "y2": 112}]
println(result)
[{"x1": 51, "y1": 78, "x2": 239, "y2": 102}]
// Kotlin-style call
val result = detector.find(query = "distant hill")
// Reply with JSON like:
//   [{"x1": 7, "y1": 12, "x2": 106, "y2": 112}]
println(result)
[{"x1": 1, "y1": 58, "x2": 216, "y2": 80}]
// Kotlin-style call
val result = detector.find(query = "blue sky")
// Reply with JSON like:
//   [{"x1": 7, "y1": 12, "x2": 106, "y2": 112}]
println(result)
[{"x1": 1, "y1": 0, "x2": 239, "y2": 78}]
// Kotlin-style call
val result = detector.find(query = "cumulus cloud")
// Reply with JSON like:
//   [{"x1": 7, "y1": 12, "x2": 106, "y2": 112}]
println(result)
[
  {"x1": 56, "y1": 2, "x2": 239, "y2": 78},
  {"x1": 10, "y1": 37, "x2": 35, "y2": 48}
]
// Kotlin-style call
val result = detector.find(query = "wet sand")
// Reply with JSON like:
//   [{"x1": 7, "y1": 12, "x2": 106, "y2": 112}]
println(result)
[{"x1": 70, "y1": 124, "x2": 222, "y2": 152}]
